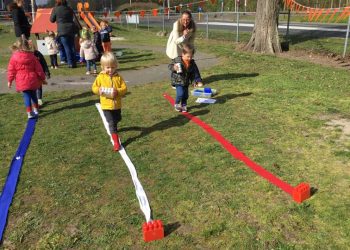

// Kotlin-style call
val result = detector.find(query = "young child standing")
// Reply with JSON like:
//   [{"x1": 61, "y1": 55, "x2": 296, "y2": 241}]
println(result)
[
  {"x1": 92, "y1": 52, "x2": 127, "y2": 151},
  {"x1": 80, "y1": 31, "x2": 98, "y2": 75},
  {"x1": 91, "y1": 25, "x2": 103, "y2": 61},
  {"x1": 44, "y1": 31, "x2": 59, "y2": 69},
  {"x1": 7, "y1": 38, "x2": 46, "y2": 119},
  {"x1": 168, "y1": 44, "x2": 202, "y2": 112},
  {"x1": 99, "y1": 20, "x2": 112, "y2": 52},
  {"x1": 28, "y1": 40, "x2": 50, "y2": 106}
]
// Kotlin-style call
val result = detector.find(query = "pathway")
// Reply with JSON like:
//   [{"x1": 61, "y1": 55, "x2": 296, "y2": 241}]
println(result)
[{"x1": 0, "y1": 45, "x2": 219, "y2": 94}]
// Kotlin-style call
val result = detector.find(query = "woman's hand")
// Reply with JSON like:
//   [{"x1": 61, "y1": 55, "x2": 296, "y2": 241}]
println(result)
[
  {"x1": 7, "y1": 82, "x2": 12, "y2": 88},
  {"x1": 183, "y1": 29, "x2": 190, "y2": 37}
]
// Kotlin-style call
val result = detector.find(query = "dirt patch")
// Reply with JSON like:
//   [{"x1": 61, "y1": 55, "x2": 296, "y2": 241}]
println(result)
[
  {"x1": 278, "y1": 49, "x2": 350, "y2": 70},
  {"x1": 325, "y1": 118, "x2": 350, "y2": 140}
]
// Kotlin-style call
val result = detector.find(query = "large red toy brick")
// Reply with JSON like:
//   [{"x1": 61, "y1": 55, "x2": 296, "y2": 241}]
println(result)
[
  {"x1": 142, "y1": 220, "x2": 164, "y2": 242},
  {"x1": 292, "y1": 183, "x2": 311, "y2": 203}
]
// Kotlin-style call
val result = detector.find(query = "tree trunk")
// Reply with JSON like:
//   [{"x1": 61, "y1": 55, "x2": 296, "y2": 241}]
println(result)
[{"x1": 244, "y1": 0, "x2": 282, "y2": 54}]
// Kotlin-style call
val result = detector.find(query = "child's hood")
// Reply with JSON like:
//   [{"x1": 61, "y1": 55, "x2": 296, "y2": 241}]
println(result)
[{"x1": 12, "y1": 51, "x2": 35, "y2": 65}]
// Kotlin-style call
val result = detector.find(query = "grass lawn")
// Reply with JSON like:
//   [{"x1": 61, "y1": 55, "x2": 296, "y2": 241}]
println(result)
[{"x1": 0, "y1": 24, "x2": 350, "y2": 248}]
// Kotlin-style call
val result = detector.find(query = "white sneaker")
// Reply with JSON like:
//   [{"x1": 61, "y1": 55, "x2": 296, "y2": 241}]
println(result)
[
  {"x1": 38, "y1": 99, "x2": 43, "y2": 106},
  {"x1": 174, "y1": 104, "x2": 182, "y2": 112},
  {"x1": 181, "y1": 105, "x2": 188, "y2": 113},
  {"x1": 86, "y1": 71, "x2": 91, "y2": 75},
  {"x1": 93, "y1": 70, "x2": 97, "y2": 74},
  {"x1": 60, "y1": 61, "x2": 66, "y2": 64},
  {"x1": 27, "y1": 112, "x2": 35, "y2": 119},
  {"x1": 33, "y1": 108, "x2": 39, "y2": 116}
]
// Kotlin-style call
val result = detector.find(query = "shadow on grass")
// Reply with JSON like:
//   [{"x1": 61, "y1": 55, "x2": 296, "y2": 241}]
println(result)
[
  {"x1": 120, "y1": 110, "x2": 210, "y2": 148},
  {"x1": 45, "y1": 91, "x2": 94, "y2": 106},
  {"x1": 39, "y1": 99, "x2": 96, "y2": 118},
  {"x1": 288, "y1": 31, "x2": 345, "y2": 46},
  {"x1": 190, "y1": 92, "x2": 252, "y2": 110},
  {"x1": 164, "y1": 222, "x2": 181, "y2": 237},
  {"x1": 203, "y1": 73, "x2": 259, "y2": 84},
  {"x1": 310, "y1": 187, "x2": 318, "y2": 196}
]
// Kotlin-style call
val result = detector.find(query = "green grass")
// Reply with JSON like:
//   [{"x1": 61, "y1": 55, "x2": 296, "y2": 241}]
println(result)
[{"x1": 1, "y1": 24, "x2": 350, "y2": 248}]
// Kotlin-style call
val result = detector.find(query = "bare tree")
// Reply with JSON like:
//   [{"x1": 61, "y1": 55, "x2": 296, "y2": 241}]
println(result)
[{"x1": 244, "y1": 0, "x2": 282, "y2": 54}]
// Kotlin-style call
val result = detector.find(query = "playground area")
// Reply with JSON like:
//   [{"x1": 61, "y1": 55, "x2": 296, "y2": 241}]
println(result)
[{"x1": 0, "y1": 2, "x2": 350, "y2": 248}]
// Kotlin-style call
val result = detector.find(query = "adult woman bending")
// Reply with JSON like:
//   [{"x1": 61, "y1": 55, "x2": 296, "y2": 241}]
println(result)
[
  {"x1": 8, "y1": 0, "x2": 31, "y2": 39},
  {"x1": 166, "y1": 10, "x2": 203, "y2": 87},
  {"x1": 50, "y1": 0, "x2": 78, "y2": 68}
]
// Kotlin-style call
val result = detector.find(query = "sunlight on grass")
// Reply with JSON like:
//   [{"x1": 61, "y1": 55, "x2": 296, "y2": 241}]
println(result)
[{"x1": 0, "y1": 22, "x2": 350, "y2": 248}]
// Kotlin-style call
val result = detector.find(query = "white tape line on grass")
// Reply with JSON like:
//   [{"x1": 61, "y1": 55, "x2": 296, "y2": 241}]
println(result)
[{"x1": 95, "y1": 103, "x2": 151, "y2": 222}]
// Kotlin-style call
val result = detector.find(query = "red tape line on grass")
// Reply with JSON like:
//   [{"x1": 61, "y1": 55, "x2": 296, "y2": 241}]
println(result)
[{"x1": 163, "y1": 93, "x2": 311, "y2": 203}]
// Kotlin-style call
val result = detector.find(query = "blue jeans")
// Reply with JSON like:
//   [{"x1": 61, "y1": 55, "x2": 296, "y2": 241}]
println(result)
[
  {"x1": 36, "y1": 87, "x2": 42, "y2": 99},
  {"x1": 22, "y1": 90, "x2": 38, "y2": 109},
  {"x1": 59, "y1": 35, "x2": 76, "y2": 67},
  {"x1": 86, "y1": 60, "x2": 97, "y2": 71},
  {"x1": 175, "y1": 85, "x2": 189, "y2": 106}
]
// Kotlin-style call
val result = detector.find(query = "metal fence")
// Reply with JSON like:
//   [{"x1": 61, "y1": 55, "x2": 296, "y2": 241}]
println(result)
[{"x1": 1, "y1": 9, "x2": 349, "y2": 56}]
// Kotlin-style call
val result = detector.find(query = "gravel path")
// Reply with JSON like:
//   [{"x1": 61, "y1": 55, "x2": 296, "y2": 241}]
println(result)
[{"x1": 0, "y1": 44, "x2": 219, "y2": 94}]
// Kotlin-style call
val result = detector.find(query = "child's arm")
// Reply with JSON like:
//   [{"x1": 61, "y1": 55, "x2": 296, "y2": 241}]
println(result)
[
  {"x1": 79, "y1": 46, "x2": 85, "y2": 61},
  {"x1": 7, "y1": 56, "x2": 16, "y2": 85},
  {"x1": 193, "y1": 62, "x2": 203, "y2": 84},
  {"x1": 114, "y1": 76, "x2": 127, "y2": 97},
  {"x1": 168, "y1": 59, "x2": 177, "y2": 72},
  {"x1": 34, "y1": 59, "x2": 46, "y2": 81},
  {"x1": 92, "y1": 77, "x2": 101, "y2": 95},
  {"x1": 34, "y1": 50, "x2": 51, "y2": 79}
]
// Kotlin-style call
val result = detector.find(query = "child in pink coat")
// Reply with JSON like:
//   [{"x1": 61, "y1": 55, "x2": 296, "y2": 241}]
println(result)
[{"x1": 7, "y1": 38, "x2": 46, "y2": 119}]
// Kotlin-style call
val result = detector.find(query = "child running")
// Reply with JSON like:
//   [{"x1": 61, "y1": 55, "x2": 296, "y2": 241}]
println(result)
[
  {"x1": 168, "y1": 44, "x2": 202, "y2": 112},
  {"x1": 92, "y1": 52, "x2": 127, "y2": 151},
  {"x1": 7, "y1": 38, "x2": 46, "y2": 119}
]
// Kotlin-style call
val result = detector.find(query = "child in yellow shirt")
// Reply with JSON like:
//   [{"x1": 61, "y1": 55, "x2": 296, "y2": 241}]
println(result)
[{"x1": 92, "y1": 52, "x2": 127, "y2": 151}]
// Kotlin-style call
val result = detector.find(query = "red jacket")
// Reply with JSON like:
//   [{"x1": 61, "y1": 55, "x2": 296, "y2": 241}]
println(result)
[{"x1": 7, "y1": 51, "x2": 46, "y2": 91}]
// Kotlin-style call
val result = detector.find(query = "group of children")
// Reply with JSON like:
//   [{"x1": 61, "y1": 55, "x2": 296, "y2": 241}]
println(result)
[
  {"x1": 79, "y1": 20, "x2": 113, "y2": 75},
  {"x1": 7, "y1": 19, "x2": 203, "y2": 151}
]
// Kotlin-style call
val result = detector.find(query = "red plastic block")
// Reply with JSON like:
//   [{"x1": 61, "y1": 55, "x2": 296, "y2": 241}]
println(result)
[
  {"x1": 292, "y1": 183, "x2": 311, "y2": 203},
  {"x1": 142, "y1": 220, "x2": 164, "y2": 242}
]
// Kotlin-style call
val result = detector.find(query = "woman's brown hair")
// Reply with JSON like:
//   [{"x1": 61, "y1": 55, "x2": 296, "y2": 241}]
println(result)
[
  {"x1": 55, "y1": 0, "x2": 67, "y2": 6},
  {"x1": 177, "y1": 10, "x2": 196, "y2": 35}
]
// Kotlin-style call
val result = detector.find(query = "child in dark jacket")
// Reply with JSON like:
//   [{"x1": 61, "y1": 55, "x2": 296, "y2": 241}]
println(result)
[
  {"x1": 29, "y1": 40, "x2": 51, "y2": 106},
  {"x1": 168, "y1": 44, "x2": 202, "y2": 112},
  {"x1": 100, "y1": 20, "x2": 112, "y2": 52},
  {"x1": 8, "y1": 38, "x2": 46, "y2": 119},
  {"x1": 91, "y1": 26, "x2": 103, "y2": 60}
]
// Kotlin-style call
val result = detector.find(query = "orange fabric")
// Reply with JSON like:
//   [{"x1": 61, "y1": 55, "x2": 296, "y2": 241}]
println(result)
[
  {"x1": 102, "y1": 42, "x2": 112, "y2": 52},
  {"x1": 183, "y1": 60, "x2": 190, "y2": 70}
]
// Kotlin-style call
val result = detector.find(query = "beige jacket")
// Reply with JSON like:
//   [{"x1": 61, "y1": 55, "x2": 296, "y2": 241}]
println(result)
[
  {"x1": 44, "y1": 36, "x2": 58, "y2": 55},
  {"x1": 166, "y1": 20, "x2": 195, "y2": 59},
  {"x1": 80, "y1": 40, "x2": 98, "y2": 61}
]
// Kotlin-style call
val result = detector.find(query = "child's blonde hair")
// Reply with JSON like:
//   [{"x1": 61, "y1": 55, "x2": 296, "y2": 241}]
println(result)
[
  {"x1": 10, "y1": 38, "x2": 32, "y2": 52},
  {"x1": 100, "y1": 52, "x2": 118, "y2": 68},
  {"x1": 48, "y1": 31, "x2": 56, "y2": 38},
  {"x1": 100, "y1": 20, "x2": 108, "y2": 27}
]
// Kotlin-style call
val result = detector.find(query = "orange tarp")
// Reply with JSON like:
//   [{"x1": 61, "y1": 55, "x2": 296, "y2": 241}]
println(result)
[{"x1": 30, "y1": 8, "x2": 57, "y2": 34}]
